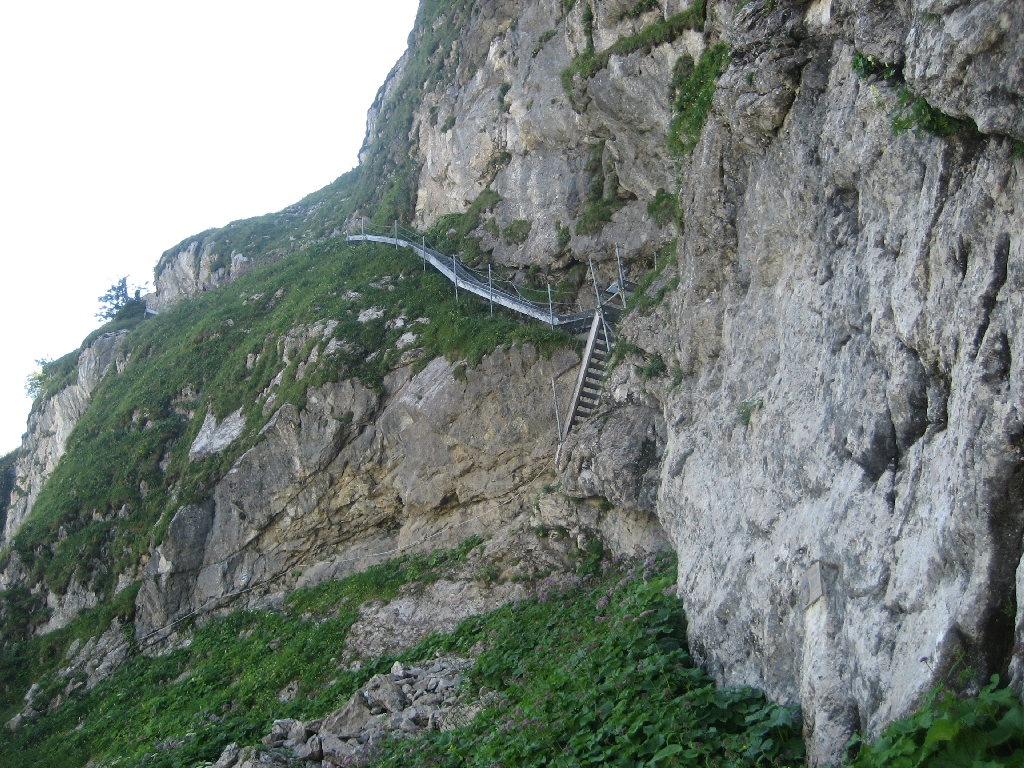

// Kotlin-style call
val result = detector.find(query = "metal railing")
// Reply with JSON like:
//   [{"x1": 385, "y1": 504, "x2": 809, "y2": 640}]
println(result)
[{"x1": 346, "y1": 221, "x2": 601, "y2": 333}]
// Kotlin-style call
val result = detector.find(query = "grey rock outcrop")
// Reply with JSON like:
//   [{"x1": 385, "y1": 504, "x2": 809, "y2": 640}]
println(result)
[
  {"x1": 551, "y1": 1, "x2": 1024, "y2": 764},
  {"x1": 2, "y1": 331, "x2": 127, "y2": 545},
  {"x1": 135, "y1": 345, "x2": 593, "y2": 643},
  {"x1": 148, "y1": 239, "x2": 249, "y2": 313},
  {"x1": 189, "y1": 408, "x2": 247, "y2": 461},
  {"x1": 408, "y1": 0, "x2": 678, "y2": 271},
  {"x1": 559, "y1": 404, "x2": 666, "y2": 513},
  {"x1": 240, "y1": 655, "x2": 481, "y2": 766}
]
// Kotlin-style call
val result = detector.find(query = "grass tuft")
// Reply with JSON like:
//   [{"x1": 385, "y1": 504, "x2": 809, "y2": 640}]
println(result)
[{"x1": 667, "y1": 43, "x2": 730, "y2": 155}]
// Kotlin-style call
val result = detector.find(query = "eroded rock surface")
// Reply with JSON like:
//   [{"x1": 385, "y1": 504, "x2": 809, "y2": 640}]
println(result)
[
  {"x1": 135, "y1": 345, "x2": 593, "y2": 643},
  {"x1": 2, "y1": 331, "x2": 127, "y2": 546},
  {"x1": 148, "y1": 239, "x2": 250, "y2": 313},
  {"x1": 554, "y1": 2, "x2": 1024, "y2": 764}
]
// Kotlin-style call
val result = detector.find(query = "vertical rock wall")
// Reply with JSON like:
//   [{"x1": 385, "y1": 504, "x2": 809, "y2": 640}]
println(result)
[
  {"x1": 622, "y1": 1, "x2": 1024, "y2": 764},
  {"x1": 1, "y1": 331, "x2": 127, "y2": 547}
]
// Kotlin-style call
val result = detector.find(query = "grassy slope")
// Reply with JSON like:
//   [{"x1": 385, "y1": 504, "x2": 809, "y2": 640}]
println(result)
[
  {"x1": 0, "y1": 540, "x2": 483, "y2": 767},
  {"x1": 0, "y1": 550, "x2": 808, "y2": 768}
]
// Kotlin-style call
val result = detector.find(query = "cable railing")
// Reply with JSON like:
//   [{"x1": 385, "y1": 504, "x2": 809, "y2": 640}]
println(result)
[{"x1": 345, "y1": 220, "x2": 609, "y2": 333}]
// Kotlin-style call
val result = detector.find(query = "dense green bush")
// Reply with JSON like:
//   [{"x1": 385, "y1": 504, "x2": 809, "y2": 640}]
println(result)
[
  {"x1": 648, "y1": 188, "x2": 681, "y2": 228},
  {"x1": 847, "y1": 677, "x2": 1024, "y2": 767}
]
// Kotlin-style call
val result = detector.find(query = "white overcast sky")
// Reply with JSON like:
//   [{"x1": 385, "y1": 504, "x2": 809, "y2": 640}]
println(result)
[{"x1": 0, "y1": 0, "x2": 421, "y2": 453}]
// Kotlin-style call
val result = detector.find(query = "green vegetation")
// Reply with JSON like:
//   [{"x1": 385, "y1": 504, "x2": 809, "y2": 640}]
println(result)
[
  {"x1": 890, "y1": 87, "x2": 974, "y2": 138},
  {"x1": 582, "y1": 3, "x2": 595, "y2": 52},
  {"x1": 576, "y1": 140, "x2": 628, "y2": 236},
  {"x1": 620, "y1": 0, "x2": 661, "y2": 20},
  {"x1": 639, "y1": 352, "x2": 667, "y2": 380},
  {"x1": 532, "y1": 29, "x2": 557, "y2": 57},
  {"x1": 441, "y1": 114, "x2": 457, "y2": 132},
  {"x1": 0, "y1": 540, "x2": 486, "y2": 768},
  {"x1": 426, "y1": 187, "x2": 503, "y2": 265},
  {"x1": 95, "y1": 277, "x2": 139, "y2": 321},
  {"x1": 556, "y1": 220, "x2": 572, "y2": 251},
  {"x1": 737, "y1": 398, "x2": 763, "y2": 427},
  {"x1": 849, "y1": 49, "x2": 978, "y2": 139},
  {"x1": 6, "y1": 237, "x2": 572, "y2": 610},
  {"x1": 647, "y1": 188, "x2": 681, "y2": 228},
  {"x1": 1012, "y1": 140, "x2": 1024, "y2": 160},
  {"x1": 607, "y1": 340, "x2": 646, "y2": 375},
  {"x1": 0, "y1": 582, "x2": 139, "y2": 717},
  {"x1": 561, "y1": 1, "x2": 706, "y2": 102},
  {"x1": 502, "y1": 219, "x2": 533, "y2": 245},
  {"x1": 850, "y1": 50, "x2": 899, "y2": 81},
  {"x1": 624, "y1": 246, "x2": 678, "y2": 317},
  {"x1": 563, "y1": 0, "x2": 578, "y2": 15},
  {"x1": 667, "y1": 43, "x2": 730, "y2": 155},
  {"x1": 848, "y1": 677, "x2": 1024, "y2": 767},
  {"x1": 367, "y1": 553, "x2": 804, "y2": 767}
]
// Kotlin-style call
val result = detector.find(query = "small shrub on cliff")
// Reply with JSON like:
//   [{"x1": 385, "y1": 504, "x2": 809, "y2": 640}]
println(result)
[
  {"x1": 737, "y1": 398, "x2": 763, "y2": 426},
  {"x1": 849, "y1": 49, "x2": 977, "y2": 139},
  {"x1": 555, "y1": 220, "x2": 572, "y2": 251},
  {"x1": 647, "y1": 188, "x2": 681, "y2": 228},
  {"x1": 668, "y1": 42, "x2": 730, "y2": 154},
  {"x1": 890, "y1": 87, "x2": 972, "y2": 138},
  {"x1": 620, "y1": 0, "x2": 660, "y2": 20},
  {"x1": 501, "y1": 219, "x2": 532, "y2": 245},
  {"x1": 532, "y1": 29, "x2": 557, "y2": 57}
]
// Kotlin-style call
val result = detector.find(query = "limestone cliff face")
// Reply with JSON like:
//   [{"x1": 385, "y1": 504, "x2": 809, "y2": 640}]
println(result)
[
  {"x1": 552, "y1": 1, "x2": 1023, "y2": 764},
  {"x1": 148, "y1": 240, "x2": 250, "y2": 314},
  {"x1": 136, "y1": 345, "x2": 667, "y2": 647},
  {"x1": 1, "y1": 331, "x2": 127, "y2": 548},
  {"x1": 7, "y1": 0, "x2": 1023, "y2": 762},
  {"x1": 407, "y1": 0, "x2": 685, "y2": 268}
]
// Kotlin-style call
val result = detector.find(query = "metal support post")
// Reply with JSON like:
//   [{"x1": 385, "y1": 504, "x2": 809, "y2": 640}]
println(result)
[
  {"x1": 453, "y1": 254, "x2": 458, "y2": 300},
  {"x1": 551, "y1": 376, "x2": 563, "y2": 445},
  {"x1": 590, "y1": 261, "x2": 612, "y2": 353},
  {"x1": 589, "y1": 259, "x2": 602, "y2": 310},
  {"x1": 361, "y1": 217, "x2": 364, "y2": 237},
  {"x1": 488, "y1": 265, "x2": 493, "y2": 315},
  {"x1": 394, "y1": 220, "x2": 398, "y2": 249},
  {"x1": 615, "y1": 244, "x2": 627, "y2": 310},
  {"x1": 547, "y1": 284, "x2": 554, "y2": 328}
]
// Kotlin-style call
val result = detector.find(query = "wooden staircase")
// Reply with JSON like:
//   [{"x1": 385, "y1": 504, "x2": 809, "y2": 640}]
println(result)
[{"x1": 562, "y1": 310, "x2": 616, "y2": 442}]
